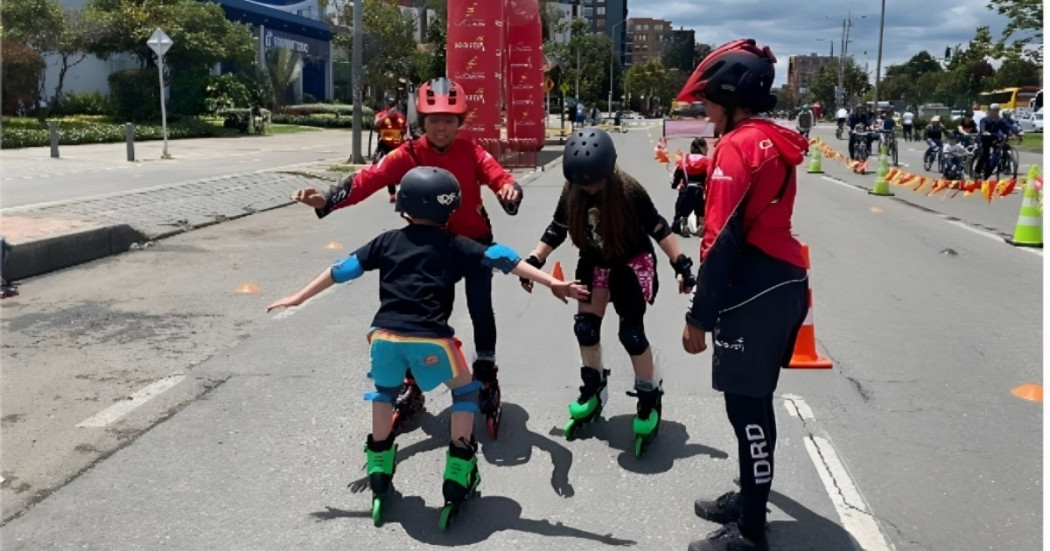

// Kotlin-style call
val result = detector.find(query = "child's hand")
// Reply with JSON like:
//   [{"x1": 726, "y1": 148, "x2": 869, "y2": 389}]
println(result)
[
  {"x1": 291, "y1": 188, "x2": 326, "y2": 209},
  {"x1": 266, "y1": 295, "x2": 303, "y2": 312},
  {"x1": 551, "y1": 280, "x2": 590, "y2": 303}
]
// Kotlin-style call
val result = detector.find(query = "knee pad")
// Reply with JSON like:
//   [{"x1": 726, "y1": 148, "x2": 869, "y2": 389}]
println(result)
[
  {"x1": 573, "y1": 313, "x2": 602, "y2": 347},
  {"x1": 618, "y1": 322, "x2": 649, "y2": 356},
  {"x1": 451, "y1": 380, "x2": 482, "y2": 413},
  {"x1": 364, "y1": 384, "x2": 400, "y2": 404}
]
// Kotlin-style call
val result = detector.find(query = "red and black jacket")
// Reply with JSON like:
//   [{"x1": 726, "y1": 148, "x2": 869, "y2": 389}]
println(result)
[{"x1": 686, "y1": 118, "x2": 809, "y2": 330}]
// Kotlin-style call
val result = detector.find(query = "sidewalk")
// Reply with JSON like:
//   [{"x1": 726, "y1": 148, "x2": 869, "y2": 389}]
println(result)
[{"x1": 0, "y1": 140, "x2": 564, "y2": 282}]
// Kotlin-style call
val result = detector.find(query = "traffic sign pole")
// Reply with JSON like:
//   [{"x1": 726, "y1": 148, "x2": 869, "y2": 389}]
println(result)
[{"x1": 147, "y1": 28, "x2": 174, "y2": 159}]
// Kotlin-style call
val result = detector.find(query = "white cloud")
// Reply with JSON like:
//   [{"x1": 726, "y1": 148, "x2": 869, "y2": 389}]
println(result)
[{"x1": 627, "y1": 0, "x2": 1020, "y2": 86}]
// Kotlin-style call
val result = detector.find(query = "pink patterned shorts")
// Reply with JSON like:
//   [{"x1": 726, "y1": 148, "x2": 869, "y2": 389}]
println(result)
[{"x1": 592, "y1": 252, "x2": 656, "y2": 303}]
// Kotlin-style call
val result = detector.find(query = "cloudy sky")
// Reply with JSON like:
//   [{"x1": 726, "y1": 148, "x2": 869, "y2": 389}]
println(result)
[{"x1": 627, "y1": 0, "x2": 1020, "y2": 86}]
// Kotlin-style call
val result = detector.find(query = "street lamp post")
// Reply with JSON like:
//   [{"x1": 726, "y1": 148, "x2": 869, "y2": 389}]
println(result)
[
  {"x1": 608, "y1": 19, "x2": 627, "y2": 120},
  {"x1": 829, "y1": 13, "x2": 862, "y2": 110},
  {"x1": 873, "y1": 0, "x2": 886, "y2": 113}
]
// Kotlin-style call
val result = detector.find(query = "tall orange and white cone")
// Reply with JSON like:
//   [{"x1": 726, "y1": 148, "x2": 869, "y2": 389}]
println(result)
[{"x1": 788, "y1": 243, "x2": 832, "y2": 369}]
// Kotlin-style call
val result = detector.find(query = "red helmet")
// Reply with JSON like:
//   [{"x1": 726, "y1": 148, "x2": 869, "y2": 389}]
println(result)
[
  {"x1": 416, "y1": 77, "x2": 468, "y2": 116},
  {"x1": 677, "y1": 38, "x2": 777, "y2": 113}
]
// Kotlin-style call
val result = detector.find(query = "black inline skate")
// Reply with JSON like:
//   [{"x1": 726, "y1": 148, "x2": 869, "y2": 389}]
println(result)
[
  {"x1": 438, "y1": 437, "x2": 481, "y2": 531},
  {"x1": 563, "y1": 367, "x2": 610, "y2": 440},
  {"x1": 390, "y1": 373, "x2": 424, "y2": 434},
  {"x1": 473, "y1": 360, "x2": 502, "y2": 439}
]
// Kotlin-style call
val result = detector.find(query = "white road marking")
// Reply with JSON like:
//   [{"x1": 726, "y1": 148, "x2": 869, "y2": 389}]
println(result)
[
  {"x1": 819, "y1": 176, "x2": 864, "y2": 192},
  {"x1": 943, "y1": 219, "x2": 1004, "y2": 242},
  {"x1": 77, "y1": 375, "x2": 185, "y2": 428},
  {"x1": 784, "y1": 396, "x2": 895, "y2": 551}
]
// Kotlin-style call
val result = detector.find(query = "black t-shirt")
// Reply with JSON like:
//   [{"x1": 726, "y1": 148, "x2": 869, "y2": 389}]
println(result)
[
  {"x1": 353, "y1": 224, "x2": 488, "y2": 337},
  {"x1": 544, "y1": 180, "x2": 666, "y2": 266}
]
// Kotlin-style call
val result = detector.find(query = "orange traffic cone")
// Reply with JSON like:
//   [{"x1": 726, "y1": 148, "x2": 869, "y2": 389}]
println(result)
[
  {"x1": 788, "y1": 244, "x2": 832, "y2": 369},
  {"x1": 551, "y1": 261, "x2": 564, "y2": 281}
]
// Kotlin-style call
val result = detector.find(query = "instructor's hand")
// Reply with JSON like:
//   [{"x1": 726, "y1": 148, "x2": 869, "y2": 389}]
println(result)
[{"x1": 682, "y1": 324, "x2": 708, "y2": 354}]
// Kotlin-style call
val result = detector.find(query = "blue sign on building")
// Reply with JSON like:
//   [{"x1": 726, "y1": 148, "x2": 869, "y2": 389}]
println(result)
[{"x1": 215, "y1": 0, "x2": 333, "y2": 101}]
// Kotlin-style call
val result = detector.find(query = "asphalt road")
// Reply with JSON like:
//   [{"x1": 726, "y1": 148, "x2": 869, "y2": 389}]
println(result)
[{"x1": 1, "y1": 123, "x2": 1043, "y2": 550}]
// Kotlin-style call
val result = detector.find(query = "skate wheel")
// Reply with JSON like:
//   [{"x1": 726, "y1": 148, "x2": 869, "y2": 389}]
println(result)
[
  {"x1": 634, "y1": 435, "x2": 645, "y2": 458},
  {"x1": 372, "y1": 496, "x2": 383, "y2": 527},
  {"x1": 486, "y1": 416, "x2": 499, "y2": 440},
  {"x1": 563, "y1": 418, "x2": 577, "y2": 441},
  {"x1": 438, "y1": 504, "x2": 454, "y2": 531}
]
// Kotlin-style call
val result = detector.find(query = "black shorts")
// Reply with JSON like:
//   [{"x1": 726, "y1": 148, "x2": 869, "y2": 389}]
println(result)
[{"x1": 712, "y1": 276, "x2": 808, "y2": 397}]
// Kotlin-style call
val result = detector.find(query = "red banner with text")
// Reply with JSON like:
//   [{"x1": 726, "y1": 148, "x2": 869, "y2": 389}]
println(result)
[
  {"x1": 504, "y1": 0, "x2": 544, "y2": 151},
  {"x1": 446, "y1": 0, "x2": 504, "y2": 141}
]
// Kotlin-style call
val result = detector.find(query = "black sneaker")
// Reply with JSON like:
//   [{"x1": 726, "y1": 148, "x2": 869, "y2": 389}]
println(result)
[
  {"x1": 688, "y1": 523, "x2": 768, "y2": 551},
  {"x1": 695, "y1": 491, "x2": 742, "y2": 524}
]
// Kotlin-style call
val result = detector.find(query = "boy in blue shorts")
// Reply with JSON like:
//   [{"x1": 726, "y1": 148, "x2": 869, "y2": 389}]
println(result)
[{"x1": 267, "y1": 166, "x2": 588, "y2": 529}]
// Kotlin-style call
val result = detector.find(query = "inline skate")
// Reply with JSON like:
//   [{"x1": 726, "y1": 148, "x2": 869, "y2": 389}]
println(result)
[
  {"x1": 626, "y1": 380, "x2": 663, "y2": 457},
  {"x1": 364, "y1": 434, "x2": 398, "y2": 526},
  {"x1": 563, "y1": 367, "x2": 610, "y2": 440},
  {"x1": 390, "y1": 373, "x2": 424, "y2": 434},
  {"x1": 438, "y1": 437, "x2": 481, "y2": 531}
]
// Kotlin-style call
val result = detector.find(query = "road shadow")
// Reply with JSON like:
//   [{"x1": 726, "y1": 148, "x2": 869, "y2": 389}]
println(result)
[
  {"x1": 478, "y1": 402, "x2": 575, "y2": 497},
  {"x1": 766, "y1": 490, "x2": 863, "y2": 551},
  {"x1": 548, "y1": 414, "x2": 728, "y2": 475},
  {"x1": 684, "y1": 488, "x2": 863, "y2": 550},
  {"x1": 310, "y1": 491, "x2": 636, "y2": 547}
]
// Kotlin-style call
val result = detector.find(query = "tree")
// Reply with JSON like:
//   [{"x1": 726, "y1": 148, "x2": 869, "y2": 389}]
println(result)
[
  {"x1": 807, "y1": 57, "x2": 870, "y2": 109},
  {"x1": 987, "y1": 0, "x2": 1042, "y2": 60},
  {"x1": 987, "y1": 49, "x2": 1042, "y2": 88},
  {"x1": 265, "y1": 47, "x2": 303, "y2": 107},
  {"x1": 51, "y1": 8, "x2": 104, "y2": 114},
  {"x1": 661, "y1": 33, "x2": 694, "y2": 73},
  {"x1": 83, "y1": 0, "x2": 255, "y2": 70},
  {"x1": 625, "y1": 59, "x2": 674, "y2": 113},
  {"x1": 885, "y1": 51, "x2": 943, "y2": 79},
  {"x1": 334, "y1": 0, "x2": 417, "y2": 95},
  {"x1": 0, "y1": 0, "x2": 63, "y2": 55},
  {"x1": 544, "y1": 18, "x2": 614, "y2": 104},
  {"x1": 410, "y1": 0, "x2": 446, "y2": 84}
]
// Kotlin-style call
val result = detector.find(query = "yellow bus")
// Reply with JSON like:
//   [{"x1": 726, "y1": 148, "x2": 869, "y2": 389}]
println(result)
[{"x1": 977, "y1": 86, "x2": 1041, "y2": 115}]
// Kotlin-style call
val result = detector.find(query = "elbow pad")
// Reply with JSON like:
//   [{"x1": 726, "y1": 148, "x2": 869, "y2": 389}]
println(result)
[
  {"x1": 649, "y1": 214, "x2": 673, "y2": 241},
  {"x1": 331, "y1": 254, "x2": 364, "y2": 283},
  {"x1": 541, "y1": 221, "x2": 568, "y2": 248},
  {"x1": 482, "y1": 244, "x2": 521, "y2": 274}
]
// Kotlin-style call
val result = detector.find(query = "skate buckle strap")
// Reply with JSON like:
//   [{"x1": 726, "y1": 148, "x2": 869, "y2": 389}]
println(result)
[
  {"x1": 444, "y1": 453, "x2": 478, "y2": 486},
  {"x1": 365, "y1": 444, "x2": 398, "y2": 475}
]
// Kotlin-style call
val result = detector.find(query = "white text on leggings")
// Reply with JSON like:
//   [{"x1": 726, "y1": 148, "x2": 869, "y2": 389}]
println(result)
[{"x1": 746, "y1": 424, "x2": 772, "y2": 484}]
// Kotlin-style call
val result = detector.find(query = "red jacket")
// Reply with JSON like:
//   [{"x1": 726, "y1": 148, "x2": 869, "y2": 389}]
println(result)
[
  {"x1": 375, "y1": 110, "x2": 407, "y2": 146},
  {"x1": 317, "y1": 137, "x2": 516, "y2": 242},
  {"x1": 687, "y1": 118, "x2": 808, "y2": 329}
]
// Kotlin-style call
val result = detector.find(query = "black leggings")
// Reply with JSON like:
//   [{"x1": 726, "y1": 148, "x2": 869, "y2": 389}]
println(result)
[
  {"x1": 674, "y1": 183, "x2": 705, "y2": 222},
  {"x1": 725, "y1": 392, "x2": 776, "y2": 540}
]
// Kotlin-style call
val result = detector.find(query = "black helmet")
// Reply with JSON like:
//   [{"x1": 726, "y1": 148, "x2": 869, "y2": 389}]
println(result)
[
  {"x1": 676, "y1": 38, "x2": 777, "y2": 113},
  {"x1": 563, "y1": 127, "x2": 617, "y2": 184},
  {"x1": 690, "y1": 137, "x2": 707, "y2": 154},
  {"x1": 385, "y1": 95, "x2": 397, "y2": 107},
  {"x1": 395, "y1": 167, "x2": 461, "y2": 224}
]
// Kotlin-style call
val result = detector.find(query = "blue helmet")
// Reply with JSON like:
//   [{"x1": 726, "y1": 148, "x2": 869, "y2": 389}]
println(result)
[{"x1": 395, "y1": 167, "x2": 461, "y2": 224}]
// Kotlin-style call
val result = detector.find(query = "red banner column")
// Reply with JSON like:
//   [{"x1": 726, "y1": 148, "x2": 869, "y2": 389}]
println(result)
[{"x1": 446, "y1": 0, "x2": 504, "y2": 142}]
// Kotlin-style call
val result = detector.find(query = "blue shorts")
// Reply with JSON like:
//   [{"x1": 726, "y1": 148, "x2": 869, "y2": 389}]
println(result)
[{"x1": 368, "y1": 329, "x2": 469, "y2": 392}]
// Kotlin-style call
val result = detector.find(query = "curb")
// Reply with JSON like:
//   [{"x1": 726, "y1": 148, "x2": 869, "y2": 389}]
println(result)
[{"x1": 6, "y1": 224, "x2": 146, "y2": 281}]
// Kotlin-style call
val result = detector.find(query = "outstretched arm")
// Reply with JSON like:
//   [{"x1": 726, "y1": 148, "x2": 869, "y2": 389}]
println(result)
[
  {"x1": 266, "y1": 254, "x2": 365, "y2": 311},
  {"x1": 482, "y1": 244, "x2": 588, "y2": 304}
]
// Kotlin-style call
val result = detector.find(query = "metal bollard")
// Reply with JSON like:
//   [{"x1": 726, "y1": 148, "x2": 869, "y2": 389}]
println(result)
[
  {"x1": 125, "y1": 123, "x2": 135, "y2": 161},
  {"x1": 49, "y1": 121, "x2": 59, "y2": 158}
]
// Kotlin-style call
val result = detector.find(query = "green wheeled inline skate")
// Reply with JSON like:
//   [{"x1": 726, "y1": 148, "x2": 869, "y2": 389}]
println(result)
[
  {"x1": 364, "y1": 434, "x2": 398, "y2": 526},
  {"x1": 626, "y1": 380, "x2": 663, "y2": 457},
  {"x1": 438, "y1": 437, "x2": 481, "y2": 531},
  {"x1": 563, "y1": 367, "x2": 610, "y2": 440}
]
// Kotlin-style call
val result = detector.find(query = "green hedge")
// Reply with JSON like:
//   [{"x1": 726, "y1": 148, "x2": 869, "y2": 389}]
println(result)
[
  {"x1": 271, "y1": 113, "x2": 373, "y2": 129},
  {"x1": 1, "y1": 117, "x2": 228, "y2": 149},
  {"x1": 280, "y1": 103, "x2": 374, "y2": 117}
]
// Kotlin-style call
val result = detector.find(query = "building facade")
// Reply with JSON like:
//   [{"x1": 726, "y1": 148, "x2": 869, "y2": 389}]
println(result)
[
  {"x1": 787, "y1": 53, "x2": 832, "y2": 96},
  {"x1": 625, "y1": 17, "x2": 671, "y2": 65}
]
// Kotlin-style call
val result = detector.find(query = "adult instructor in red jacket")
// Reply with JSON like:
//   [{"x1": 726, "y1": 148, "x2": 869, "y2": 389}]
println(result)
[
  {"x1": 677, "y1": 39, "x2": 811, "y2": 551},
  {"x1": 292, "y1": 77, "x2": 522, "y2": 438}
]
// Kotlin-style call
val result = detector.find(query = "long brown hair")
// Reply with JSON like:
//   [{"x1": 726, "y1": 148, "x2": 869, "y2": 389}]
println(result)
[{"x1": 566, "y1": 167, "x2": 641, "y2": 260}]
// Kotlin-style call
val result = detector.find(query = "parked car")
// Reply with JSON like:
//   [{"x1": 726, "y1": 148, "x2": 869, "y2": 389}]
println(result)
[{"x1": 1020, "y1": 109, "x2": 1043, "y2": 133}]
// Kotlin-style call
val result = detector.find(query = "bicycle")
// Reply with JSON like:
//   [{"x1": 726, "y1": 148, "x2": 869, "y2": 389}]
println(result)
[
  {"x1": 922, "y1": 140, "x2": 942, "y2": 172},
  {"x1": 880, "y1": 130, "x2": 899, "y2": 167},
  {"x1": 849, "y1": 125, "x2": 871, "y2": 162}
]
